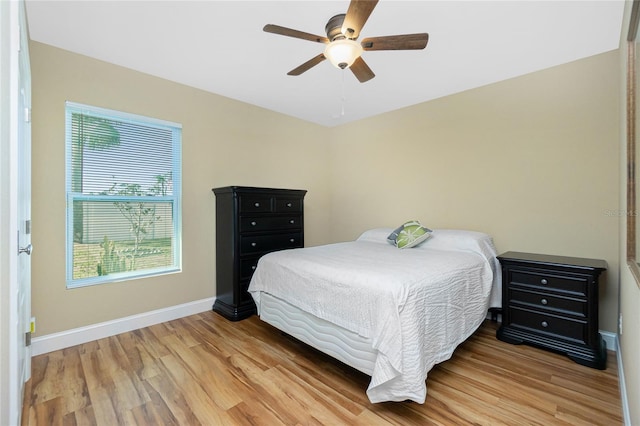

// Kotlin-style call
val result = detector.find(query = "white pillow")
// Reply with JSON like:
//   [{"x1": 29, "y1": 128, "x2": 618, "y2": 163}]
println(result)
[
  {"x1": 412, "y1": 229, "x2": 492, "y2": 251},
  {"x1": 357, "y1": 227, "x2": 493, "y2": 252},
  {"x1": 356, "y1": 228, "x2": 394, "y2": 244}
]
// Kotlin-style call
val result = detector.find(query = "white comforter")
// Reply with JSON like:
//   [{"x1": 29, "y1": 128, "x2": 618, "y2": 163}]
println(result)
[{"x1": 248, "y1": 228, "x2": 501, "y2": 403}]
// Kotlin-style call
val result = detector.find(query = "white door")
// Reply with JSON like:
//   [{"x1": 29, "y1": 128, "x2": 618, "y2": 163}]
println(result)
[
  {"x1": 16, "y1": 0, "x2": 32, "y2": 396},
  {"x1": 5, "y1": 1, "x2": 32, "y2": 424}
]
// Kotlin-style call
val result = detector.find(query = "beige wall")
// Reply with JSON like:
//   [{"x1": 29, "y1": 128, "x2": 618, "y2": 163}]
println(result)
[
  {"x1": 30, "y1": 41, "x2": 333, "y2": 336},
  {"x1": 30, "y1": 36, "x2": 633, "y2": 422},
  {"x1": 328, "y1": 51, "x2": 621, "y2": 333}
]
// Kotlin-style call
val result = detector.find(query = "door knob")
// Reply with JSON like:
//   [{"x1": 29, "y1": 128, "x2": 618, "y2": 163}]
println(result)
[{"x1": 18, "y1": 244, "x2": 32, "y2": 255}]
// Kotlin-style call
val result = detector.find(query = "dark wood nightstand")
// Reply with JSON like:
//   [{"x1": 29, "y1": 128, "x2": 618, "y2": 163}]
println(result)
[{"x1": 496, "y1": 251, "x2": 607, "y2": 369}]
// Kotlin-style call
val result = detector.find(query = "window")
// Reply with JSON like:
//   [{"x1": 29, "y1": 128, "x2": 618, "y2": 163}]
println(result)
[{"x1": 65, "y1": 102, "x2": 181, "y2": 288}]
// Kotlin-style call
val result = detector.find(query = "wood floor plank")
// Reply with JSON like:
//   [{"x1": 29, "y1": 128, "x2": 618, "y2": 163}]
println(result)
[
  {"x1": 274, "y1": 358, "x2": 369, "y2": 417},
  {"x1": 143, "y1": 368, "x2": 205, "y2": 425},
  {"x1": 80, "y1": 347, "x2": 149, "y2": 410},
  {"x1": 226, "y1": 352, "x2": 306, "y2": 425},
  {"x1": 263, "y1": 365, "x2": 359, "y2": 425},
  {"x1": 157, "y1": 353, "x2": 235, "y2": 425},
  {"x1": 81, "y1": 384, "x2": 120, "y2": 426},
  {"x1": 62, "y1": 404, "x2": 97, "y2": 426},
  {"x1": 225, "y1": 400, "x2": 288, "y2": 426},
  {"x1": 353, "y1": 409, "x2": 403, "y2": 426},
  {"x1": 22, "y1": 314, "x2": 623, "y2": 425},
  {"x1": 162, "y1": 333, "x2": 244, "y2": 411},
  {"x1": 29, "y1": 396, "x2": 65, "y2": 426}
]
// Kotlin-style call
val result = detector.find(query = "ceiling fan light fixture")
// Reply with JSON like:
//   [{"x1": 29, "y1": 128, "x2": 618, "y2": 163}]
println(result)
[{"x1": 324, "y1": 38, "x2": 363, "y2": 69}]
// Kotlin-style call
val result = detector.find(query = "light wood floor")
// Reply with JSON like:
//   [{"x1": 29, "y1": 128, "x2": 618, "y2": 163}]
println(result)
[{"x1": 22, "y1": 312, "x2": 623, "y2": 425}]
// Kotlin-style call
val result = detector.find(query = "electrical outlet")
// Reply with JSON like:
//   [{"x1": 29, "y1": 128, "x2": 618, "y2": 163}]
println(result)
[{"x1": 619, "y1": 314, "x2": 623, "y2": 335}]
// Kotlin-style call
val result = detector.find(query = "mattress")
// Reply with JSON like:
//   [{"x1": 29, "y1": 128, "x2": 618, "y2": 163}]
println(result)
[
  {"x1": 259, "y1": 291, "x2": 377, "y2": 375},
  {"x1": 249, "y1": 227, "x2": 501, "y2": 403}
]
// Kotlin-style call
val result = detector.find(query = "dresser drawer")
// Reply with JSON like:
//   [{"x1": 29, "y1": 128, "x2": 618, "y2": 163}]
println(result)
[
  {"x1": 239, "y1": 195, "x2": 272, "y2": 213},
  {"x1": 240, "y1": 216, "x2": 302, "y2": 232},
  {"x1": 240, "y1": 256, "x2": 261, "y2": 280},
  {"x1": 509, "y1": 288, "x2": 587, "y2": 318},
  {"x1": 240, "y1": 232, "x2": 303, "y2": 254},
  {"x1": 275, "y1": 197, "x2": 303, "y2": 212},
  {"x1": 239, "y1": 280, "x2": 253, "y2": 303},
  {"x1": 509, "y1": 306, "x2": 587, "y2": 345},
  {"x1": 509, "y1": 270, "x2": 588, "y2": 297}
]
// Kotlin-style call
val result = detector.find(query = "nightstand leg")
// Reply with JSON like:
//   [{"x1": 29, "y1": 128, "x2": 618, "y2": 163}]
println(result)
[
  {"x1": 488, "y1": 307, "x2": 502, "y2": 322},
  {"x1": 496, "y1": 326, "x2": 524, "y2": 345},
  {"x1": 566, "y1": 334, "x2": 607, "y2": 370}
]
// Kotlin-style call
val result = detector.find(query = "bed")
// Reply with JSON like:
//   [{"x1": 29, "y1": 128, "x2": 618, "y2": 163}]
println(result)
[{"x1": 247, "y1": 227, "x2": 501, "y2": 404}]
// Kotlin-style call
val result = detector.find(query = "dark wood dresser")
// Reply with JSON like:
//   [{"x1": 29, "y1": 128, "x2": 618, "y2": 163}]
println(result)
[
  {"x1": 212, "y1": 186, "x2": 307, "y2": 321},
  {"x1": 496, "y1": 251, "x2": 607, "y2": 369}
]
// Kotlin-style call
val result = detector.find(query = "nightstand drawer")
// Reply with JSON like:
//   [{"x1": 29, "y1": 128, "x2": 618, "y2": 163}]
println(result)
[
  {"x1": 240, "y1": 216, "x2": 301, "y2": 232},
  {"x1": 509, "y1": 288, "x2": 587, "y2": 318},
  {"x1": 509, "y1": 307, "x2": 587, "y2": 345},
  {"x1": 240, "y1": 232, "x2": 302, "y2": 254},
  {"x1": 509, "y1": 270, "x2": 588, "y2": 297}
]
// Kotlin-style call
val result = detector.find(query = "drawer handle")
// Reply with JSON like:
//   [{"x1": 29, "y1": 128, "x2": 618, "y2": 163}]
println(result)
[
  {"x1": 541, "y1": 321, "x2": 549, "y2": 328},
  {"x1": 290, "y1": 238, "x2": 295, "y2": 243},
  {"x1": 289, "y1": 219, "x2": 295, "y2": 224},
  {"x1": 251, "y1": 265, "x2": 256, "y2": 270},
  {"x1": 251, "y1": 221, "x2": 257, "y2": 226},
  {"x1": 251, "y1": 242, "x2": 257, "y2": 247},
  {"x1": 287, "y1": 202, "x2": 292, "y2": 207},
  {"x1": 254, "y1": 202, "x2": 260, "y2": 207},
  {"x1": 540, "y1": 298, "x2": 548, "y2": 305},
  {"x1": 540, "y1": 278, "x2": 548, "y2": 285}
]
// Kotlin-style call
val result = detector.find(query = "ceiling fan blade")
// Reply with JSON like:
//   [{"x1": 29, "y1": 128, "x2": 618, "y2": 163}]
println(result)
[
  {"x1": 263, "y1": 24, "x2": 329, "y2": 44},
  {"x1": 361, "y1": 33, "x2": 429, "y2": 51},
  {"x1": 341, "y1": 0, "x2": 379, "y2": 40},
  {"x1": 287, "y1": 54, "x2": 327, "y2": 76},
  {"x1": 350, "y1": 56, "x2": 375, "y2": 83}
]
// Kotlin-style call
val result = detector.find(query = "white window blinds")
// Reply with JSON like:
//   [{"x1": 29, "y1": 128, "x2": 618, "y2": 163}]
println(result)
[{"x1": 65, "y1": 102, "x2": 182, "y2": 288}]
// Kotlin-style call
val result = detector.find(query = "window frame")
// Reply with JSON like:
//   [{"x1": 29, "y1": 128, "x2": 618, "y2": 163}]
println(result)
[{"x1": 65, "y1": 101, "x2": 182, "y2": 288}]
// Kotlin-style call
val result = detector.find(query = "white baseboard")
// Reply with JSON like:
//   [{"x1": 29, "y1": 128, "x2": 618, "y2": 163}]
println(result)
[
  {"x1": 616, "y1": 338, "x2": 631, "y2": 426},
  {"x1": 600, "y1": 330, "x2": 617, "y2": 353},
  {"x1": 31, "y1": 297, "x2": 215, "y2": 356},
  {"x1": 596, "y1": 331, "x2": 631, "y2": 425},
  {"x1": 600, "y1": 332, "x2": 630, "y2": 425}
]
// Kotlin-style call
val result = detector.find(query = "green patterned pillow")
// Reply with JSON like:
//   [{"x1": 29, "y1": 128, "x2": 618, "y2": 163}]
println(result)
[
  {"x1": 395, "y1": 220, "x2": 432, "y2": 249},
  {"x1": 387, "y1": 224, "x2": 405, "y2": 245}
]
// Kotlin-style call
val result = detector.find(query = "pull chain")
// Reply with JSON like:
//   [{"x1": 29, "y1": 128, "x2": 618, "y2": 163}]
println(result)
[
  {"x1": 331, "y1": 69, "x2": 347, "y2": 120},
  {"x1": 340, "y1": 68, "x2": 346, "y2": 117}
]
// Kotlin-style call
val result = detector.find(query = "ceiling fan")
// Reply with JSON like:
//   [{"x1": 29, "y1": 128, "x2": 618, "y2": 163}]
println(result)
[{"x1": 263, "y1": 0, "x2": 429, "y2": 83}]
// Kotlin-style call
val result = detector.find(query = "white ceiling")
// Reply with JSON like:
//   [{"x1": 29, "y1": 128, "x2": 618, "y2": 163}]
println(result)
[{"x1": 25, "y1": 0, "x2": 625, "y2": 127}]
